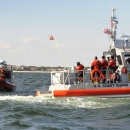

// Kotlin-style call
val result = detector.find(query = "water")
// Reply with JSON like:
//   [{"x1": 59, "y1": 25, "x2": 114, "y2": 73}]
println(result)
[{"x1": 0, "y1": 72, "x2": 130, "y2": 130}]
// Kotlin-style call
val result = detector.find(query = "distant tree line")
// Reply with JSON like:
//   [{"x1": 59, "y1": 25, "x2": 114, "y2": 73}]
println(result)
[{"x1": 9, "y1": 65, "x2": 90, "y2": 71}]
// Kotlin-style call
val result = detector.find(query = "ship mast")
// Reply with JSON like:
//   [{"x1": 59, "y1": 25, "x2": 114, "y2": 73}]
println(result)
[
  {"x1": 110, "y1": 8, "x2": 118, "y2": 42},
  {"x1": 103, "y1": 8, "x2": 118, "y2": 43}
]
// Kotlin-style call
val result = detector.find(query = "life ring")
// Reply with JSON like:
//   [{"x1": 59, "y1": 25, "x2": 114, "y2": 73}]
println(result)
[{"x1": 90, "y1": 69, "x2": 103, "y2": 82}]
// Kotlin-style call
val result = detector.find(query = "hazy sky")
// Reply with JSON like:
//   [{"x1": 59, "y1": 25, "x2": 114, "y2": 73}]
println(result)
[{"x1": 0, "y1": 0, "x2": 130, "y2": 67}]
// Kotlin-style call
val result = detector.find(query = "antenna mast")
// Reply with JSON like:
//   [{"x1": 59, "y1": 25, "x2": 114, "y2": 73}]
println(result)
[{"x1": 111, "y1": 8, "x2": 118, "y2": 42}]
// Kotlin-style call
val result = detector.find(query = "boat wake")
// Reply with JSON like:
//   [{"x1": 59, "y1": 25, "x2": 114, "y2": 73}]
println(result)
[{"x1": 0, "y1": 95, "x2": 129, "y2": 109}]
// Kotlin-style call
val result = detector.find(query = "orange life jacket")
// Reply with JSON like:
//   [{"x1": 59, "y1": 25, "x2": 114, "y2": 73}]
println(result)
[
  {"x1": 91, "y1": 60, "x2": 101, "y2": 70},
  {"x1": 76, "y1": 64, "x2": 84, "y2": 70},
  {"x1": 101, "y1": 59, "x2": 108, "y2": 69},
  {"x1": 108, "y1": 59, "x2": 116, "y2": 68}
]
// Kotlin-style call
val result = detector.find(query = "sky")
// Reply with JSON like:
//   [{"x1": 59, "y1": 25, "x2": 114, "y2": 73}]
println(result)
[{"x1": 0, "y1": 0, "x2": 130, "y2": 67}]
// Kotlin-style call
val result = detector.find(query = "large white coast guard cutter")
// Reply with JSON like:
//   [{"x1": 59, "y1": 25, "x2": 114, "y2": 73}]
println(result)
[{"x1": 36, "y1": 8, "x2": 130, "y2": 98}]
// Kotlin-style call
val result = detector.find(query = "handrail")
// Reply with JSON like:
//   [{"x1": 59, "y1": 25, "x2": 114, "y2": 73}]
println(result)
[
  {"x1": 51, "y1": 69, "x2": 120, "y2": 85},
  {"x1": 51, "y1": 70, "x2": 91, "y2": 85}
]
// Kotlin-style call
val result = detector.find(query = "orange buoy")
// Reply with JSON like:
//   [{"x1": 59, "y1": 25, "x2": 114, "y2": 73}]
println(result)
[{"x1": 35, "y1": 91, "x2": 39, "y2": 96}]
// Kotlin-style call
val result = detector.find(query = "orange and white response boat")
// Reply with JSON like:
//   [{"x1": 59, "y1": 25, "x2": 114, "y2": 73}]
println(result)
[{"x1": 36, "y1": 8, "x2": 130, "y2": 98}]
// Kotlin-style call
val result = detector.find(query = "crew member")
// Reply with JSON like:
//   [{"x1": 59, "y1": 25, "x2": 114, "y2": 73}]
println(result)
[
  {"x1": 1, "y1": 66, "x2": 6, "y2": 78},
  {"x1": 91, "y1": 56, "x2": 101, "y2": 82},
  {"x1": 115, "y1": 70, "x2": 120, "y2": 83},
  {"x1": 76, "y1": 62, "x2": 84, "y2": 82},
  {"x1": 108, "y1": 55, "x2": 116, "y2": 72},
  {"x1": 91, "y1": 56, "x2": 101, "y2": 70},
  {"x1": 101, "y1": 56, "x2": 108, "y2": 75},
  {"x1": 100, "y1": 56, "x2": 108, "y2": 83}
]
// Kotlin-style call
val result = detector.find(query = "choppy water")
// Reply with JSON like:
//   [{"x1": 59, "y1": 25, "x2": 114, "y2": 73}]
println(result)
[{"x1": 0, "y1": 72, "x2": 130, "y2": 130}]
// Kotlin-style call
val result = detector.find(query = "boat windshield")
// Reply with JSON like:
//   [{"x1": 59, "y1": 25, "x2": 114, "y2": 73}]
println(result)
[
  {"x1": 117, "y1": 55, "x2": 122, "y2": 65},
  {"x1": 5, "y1": 71, "x2": 12, "y2": 79},
  {"x1": 124, "y1": 54, "x2": 130, "y2": 65}
]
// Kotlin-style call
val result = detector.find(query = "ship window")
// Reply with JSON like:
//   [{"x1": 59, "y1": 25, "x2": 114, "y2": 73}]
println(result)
[
  {"x1": 117, "y1": 55, "x2": 122, "y2": 65},
  {"x1": 107, "y1": 57, "x2": 110, "y2": 61},
  {"x1": 124, "y1": 55, "x2": 130, "y2": 65}
]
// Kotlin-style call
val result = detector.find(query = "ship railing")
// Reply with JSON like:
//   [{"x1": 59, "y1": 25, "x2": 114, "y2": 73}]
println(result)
[
  {"x1": 51, "y1": 69, "x2": 91, "y2": 85},
  {"x1": 51, "y1": 68, "x2": 119, "y2": 85},
  {"x1": 100, "y1": 68, "x2": 121, "y2": 83}
]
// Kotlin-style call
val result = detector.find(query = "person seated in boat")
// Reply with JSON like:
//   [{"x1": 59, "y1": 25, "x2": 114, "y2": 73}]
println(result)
[
  {"x1": 100, "y1": 56, "x2": 108, "y2": 83},
  {"x1": 109, "y1": 70, "x2": 121, "y2": 83},
  {"x1": 108, "y1": 72, "x2": 116, "y2": 83},
  {"x1": 115, "y1": 70, "x2": 120, "y2": 83},
  {"x1": 125, "y1": 57, "x2": 130, "y2": 64},
  {"x1": 76, "y1": 62, "x2": 84, "y2": 82},
  {"x1": 108, "y1": 55, "x2": 116, "y2": 73}
]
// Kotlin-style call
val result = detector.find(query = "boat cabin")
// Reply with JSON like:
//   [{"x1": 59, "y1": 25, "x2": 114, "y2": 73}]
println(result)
[{"x1": 103, "y1": 37, "x2": 130, "y2": 83}]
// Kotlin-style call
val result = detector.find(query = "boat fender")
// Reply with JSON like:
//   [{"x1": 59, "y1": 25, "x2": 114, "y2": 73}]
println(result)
[
  {"x1": 122, "y1": 67, "x2": 127, "y2": 74},
  {"x1": 90, "y1": 69, "x2": 103, "y2": 82}
]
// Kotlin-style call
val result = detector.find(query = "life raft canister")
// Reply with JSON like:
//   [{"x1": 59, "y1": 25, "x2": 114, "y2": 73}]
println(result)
[{"x1": 90, "y1": 69, "x2": 104, "y2": 82}]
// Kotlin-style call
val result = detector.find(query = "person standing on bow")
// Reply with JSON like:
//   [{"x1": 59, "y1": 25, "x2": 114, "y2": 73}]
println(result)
[
  {"x1": 108, "y1": 55, "x2": 116, "y2": 73},
  {"x1": 76, "y1": 62, "x2": 84, "y2": 82}
]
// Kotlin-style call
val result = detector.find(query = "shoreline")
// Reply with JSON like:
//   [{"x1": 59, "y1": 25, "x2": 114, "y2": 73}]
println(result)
[{"x1": 13, "y1": 71, "x2": 51, "y2": 73}]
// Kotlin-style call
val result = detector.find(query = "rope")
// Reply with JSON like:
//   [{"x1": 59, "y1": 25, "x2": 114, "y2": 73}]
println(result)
[{"x1": 54, "y1": 43, "x2": 71, "y2": 67}]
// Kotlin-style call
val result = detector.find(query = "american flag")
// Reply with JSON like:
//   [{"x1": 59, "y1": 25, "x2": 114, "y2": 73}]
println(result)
[{"x1": 103, "y1": 29, "x2": 112, "y2": 34}]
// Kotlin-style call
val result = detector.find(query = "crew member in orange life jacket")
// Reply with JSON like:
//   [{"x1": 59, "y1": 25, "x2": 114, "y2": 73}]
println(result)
[
  {"x1": 91, "y1": 56, "x2": 101, "y2": 70},
  {"x1": 108, "y1": 55, "x2": 116, "y2": 72},
  {"x1": 0, "y1": 66, "x2": 6, "y2": 78},
  {"x1": 101, "y1": 56, "x2": 108, "y2": 75},
  {"x1": 76, "y1": 62, "x2": 84, "y2": 81}
]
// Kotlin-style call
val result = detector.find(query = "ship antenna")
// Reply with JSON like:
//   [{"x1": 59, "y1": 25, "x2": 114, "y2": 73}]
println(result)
[{"x1": 111, "y1": 8, "x2": 118, "y2": 42}]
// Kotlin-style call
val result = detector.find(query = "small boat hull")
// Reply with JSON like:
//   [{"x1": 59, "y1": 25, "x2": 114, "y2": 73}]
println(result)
[
  {"x1": 53, "y1": 87, "x2": 130, "y2": 97},
  {"x1": 0, "y1": 79, "x2": 16, "y2": 91},
  {"x1": 35, "y1": 87, "x2": 130, "y2": 98}
]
